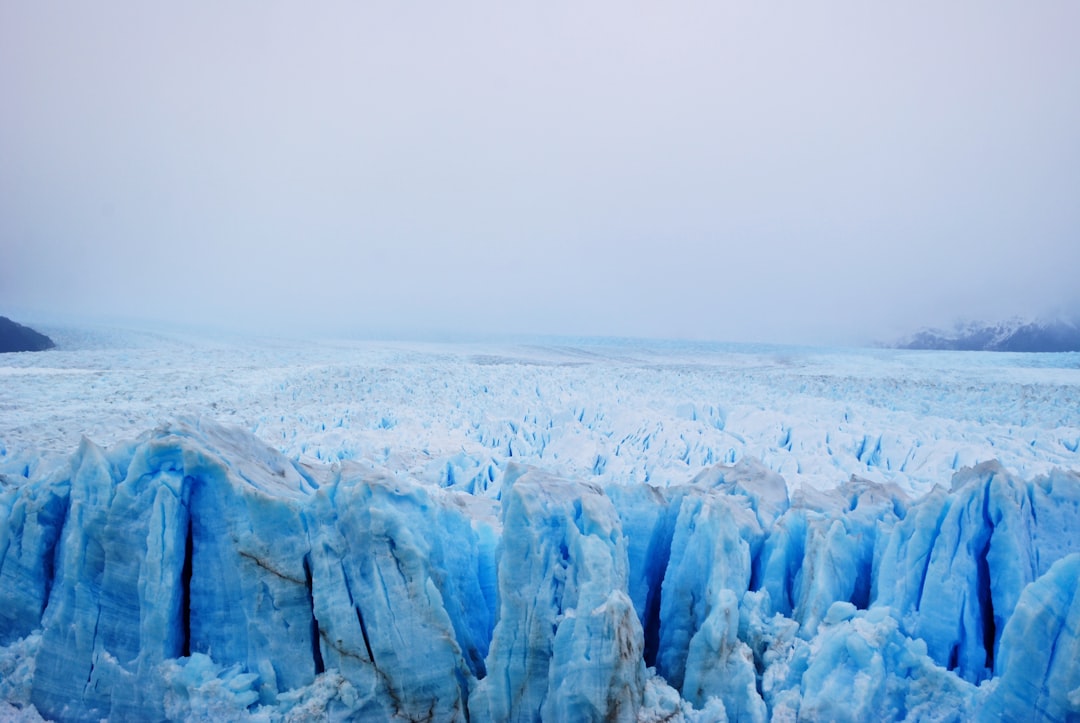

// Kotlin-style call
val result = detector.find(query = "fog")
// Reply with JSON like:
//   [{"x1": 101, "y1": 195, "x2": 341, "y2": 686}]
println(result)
[{"x1": 2, "y1": 2, "x2": 1079, "y2": 344}]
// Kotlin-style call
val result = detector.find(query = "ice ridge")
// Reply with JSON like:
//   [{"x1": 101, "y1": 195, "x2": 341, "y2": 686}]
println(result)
[{"x1": 1, "y1": 420, "x2": 1079, "y2": 721}]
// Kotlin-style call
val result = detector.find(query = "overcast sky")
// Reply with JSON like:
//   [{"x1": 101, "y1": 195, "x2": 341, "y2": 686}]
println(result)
[{"x1": 2, "y1": 2, "x2": 1078, "y2": 344}]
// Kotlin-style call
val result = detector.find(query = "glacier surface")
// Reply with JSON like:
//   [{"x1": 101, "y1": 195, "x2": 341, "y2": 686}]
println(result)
[{"x1": 1, "y1": 331, "x2": 1079, "y2": 721}]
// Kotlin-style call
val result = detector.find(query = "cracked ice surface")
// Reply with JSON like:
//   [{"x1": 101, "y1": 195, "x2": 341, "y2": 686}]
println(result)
[
  {"x1": 3, "y1": 328, "x2": 1079, "y2": 497},
  {"x1": 1, "y1": 328, "x2": 1079, "y2": 721}
]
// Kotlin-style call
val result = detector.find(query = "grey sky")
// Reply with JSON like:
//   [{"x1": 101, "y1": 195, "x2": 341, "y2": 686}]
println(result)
[{"x1": 2, "y1": 2, "x2": 1078, "y2": 344}]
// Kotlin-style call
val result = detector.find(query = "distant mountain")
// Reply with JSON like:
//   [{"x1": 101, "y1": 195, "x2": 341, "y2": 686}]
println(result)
[
  {"x1": 895, "y1": 317, "x2": 1080, "y2": 352},
  {"x1": 0, "y1": 316, "x2": 56, "y2": 352}
]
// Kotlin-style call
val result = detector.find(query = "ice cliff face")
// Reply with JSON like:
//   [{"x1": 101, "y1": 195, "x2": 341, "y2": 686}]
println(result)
[{"x1": 2, "y1": 419, "x2": 1079, "y2": 721}]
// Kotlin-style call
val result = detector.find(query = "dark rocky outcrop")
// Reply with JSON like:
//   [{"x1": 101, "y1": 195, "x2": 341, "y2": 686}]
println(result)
[{"x1": 0, "y1": 316, "x2": 55, "y2": 353}]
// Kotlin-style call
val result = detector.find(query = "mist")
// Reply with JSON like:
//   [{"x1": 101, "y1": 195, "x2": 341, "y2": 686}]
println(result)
[{"x1": 2, "y1": 2, "x2": 1079, "y2": 344}]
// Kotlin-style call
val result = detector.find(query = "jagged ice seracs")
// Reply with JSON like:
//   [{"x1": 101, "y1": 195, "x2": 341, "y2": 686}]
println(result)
[{"x1": 1, "y1": 332, "x2": 1079, "y2": 721}]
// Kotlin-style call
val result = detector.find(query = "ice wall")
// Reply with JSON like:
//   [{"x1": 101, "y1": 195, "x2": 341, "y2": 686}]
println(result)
[{"x1": 1, "y1": 420, "x2": 1079, "y2": 721}]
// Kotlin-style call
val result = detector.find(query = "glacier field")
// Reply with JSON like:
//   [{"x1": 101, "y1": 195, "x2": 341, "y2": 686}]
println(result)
[{"x1": 1, "y1": 328, "x2": 1079, "y2": 721}]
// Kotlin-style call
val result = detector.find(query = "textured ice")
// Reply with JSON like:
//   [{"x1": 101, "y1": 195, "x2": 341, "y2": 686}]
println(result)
[{"x1": 1, "y1": 331, "x2": 1079, "y2": 721}]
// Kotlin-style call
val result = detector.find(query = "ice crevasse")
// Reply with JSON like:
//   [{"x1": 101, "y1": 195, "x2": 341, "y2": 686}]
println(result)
[{"x1": 0, "y1": 419, "x2": 1079, "y2": 721}]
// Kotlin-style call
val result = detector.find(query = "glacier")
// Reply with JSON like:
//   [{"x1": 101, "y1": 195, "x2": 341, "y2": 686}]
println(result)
[{"x1": 2, "y1": 332, "x2": 1080, "y2": 721}]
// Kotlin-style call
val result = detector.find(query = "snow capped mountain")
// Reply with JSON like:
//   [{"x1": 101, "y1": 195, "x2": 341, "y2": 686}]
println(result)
[
  {"x1": 1, "y1": 332, "x2": 1079, "y2": 721},
  {"x1": 896, "y1": 316, "x2": 1080, "y2": 352}
]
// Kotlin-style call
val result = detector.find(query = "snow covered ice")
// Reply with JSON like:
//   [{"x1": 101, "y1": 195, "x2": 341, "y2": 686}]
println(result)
[{"x1": 2, "y1": 329, "x2": 1080, "y2": 721}]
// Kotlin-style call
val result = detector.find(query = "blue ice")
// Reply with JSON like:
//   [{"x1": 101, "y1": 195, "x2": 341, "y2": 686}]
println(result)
[{"x1": 1, "y1": 420, "x2": 1079, "y2": 721}]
